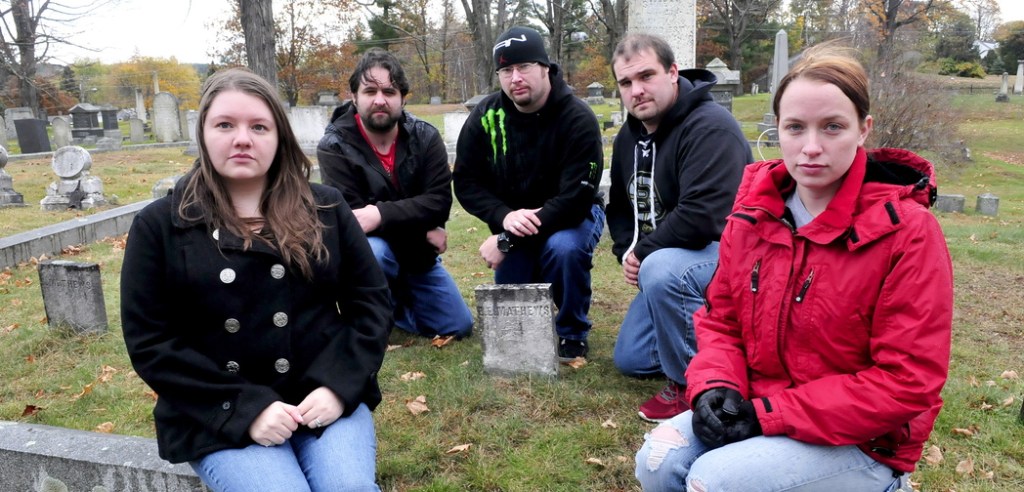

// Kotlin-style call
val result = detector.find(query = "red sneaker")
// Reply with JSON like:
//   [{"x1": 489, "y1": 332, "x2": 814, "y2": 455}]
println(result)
[{"x1": 638, "y1": 381, "x2": 690, "y2": 423}]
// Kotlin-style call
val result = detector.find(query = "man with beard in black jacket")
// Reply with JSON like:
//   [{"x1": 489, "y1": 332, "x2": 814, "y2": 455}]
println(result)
[
  {"x1": 318, "y1": 48, "x2": 473, "y2": 339},
  {"x1": 454, "y1": 26, "x2": 604, "y2": 361},
  {"x1": 607, "y1": 34, "x2": 751, "y2": 422}
]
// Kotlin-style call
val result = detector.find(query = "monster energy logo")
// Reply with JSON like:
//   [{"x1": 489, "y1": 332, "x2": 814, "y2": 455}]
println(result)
[{"x1": 480, "y1": 108, "x2": 507, "y2": 163}]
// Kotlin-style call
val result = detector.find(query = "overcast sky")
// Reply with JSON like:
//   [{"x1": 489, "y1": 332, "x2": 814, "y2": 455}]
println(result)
[{"x1": 47, "y1": 0, "x2": 1024, "y2": 66}]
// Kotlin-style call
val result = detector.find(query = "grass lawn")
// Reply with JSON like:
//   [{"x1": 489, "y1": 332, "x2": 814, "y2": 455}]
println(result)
[{"x1": 1, "y1": 94, "x2": 1023, "y2": 491}]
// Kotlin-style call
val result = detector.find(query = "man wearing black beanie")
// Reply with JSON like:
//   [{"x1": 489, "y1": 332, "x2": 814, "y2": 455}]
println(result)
[{"x1": 454, "y1": 26, "x2": 605, "y2": 361}]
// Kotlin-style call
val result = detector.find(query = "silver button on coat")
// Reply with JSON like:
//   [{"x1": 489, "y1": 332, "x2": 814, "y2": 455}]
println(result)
[
  {"x1": 224, "y1": 318, "x2": 240, "y2": 333},
  {"x1": 274, "y1": 358, "x2": 290, "y2": 373},
  {"x1": 219, "y1": 268, "x2": 236, "y2": 284},
  {"x1": 225, "y1": 361, "x2": 240, "y2": 373},
  {"x1": 270, "y1": 264, "x2": 286, "y2": 279},
  {"x1": 273, "y1": 312, "x2": 288, "y2": 327}
]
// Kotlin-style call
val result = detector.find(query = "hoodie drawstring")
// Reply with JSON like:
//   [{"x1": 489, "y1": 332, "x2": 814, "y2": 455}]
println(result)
[{"x1": 624, "y1": 140, "x2": 657, "y2": 259}]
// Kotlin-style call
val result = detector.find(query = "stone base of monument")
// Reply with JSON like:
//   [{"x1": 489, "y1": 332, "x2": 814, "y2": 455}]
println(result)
[
  {"x1": 934, "y1": 194, "x2": 965, "y2": 213},
  {"x1": 41, "y1": 176, "x2": 108, "y2": 211},
  {"x1": 0, "y1": 170, "x2": 25, "y2": 207},
  {"x1": 976, "y1": 193, "x2": 999, "y2": 216},
  {"x1": 475, "y1": 283, "x2": 559, "y2": 378}
]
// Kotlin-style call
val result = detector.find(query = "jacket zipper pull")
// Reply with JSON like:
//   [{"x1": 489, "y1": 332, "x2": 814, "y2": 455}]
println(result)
[
  {"x1": 750, "y1": 260, "x2": 760, "y2": 293},
  {"x1": 795, "y1": 269, "x2": 814, "y2": 303}
]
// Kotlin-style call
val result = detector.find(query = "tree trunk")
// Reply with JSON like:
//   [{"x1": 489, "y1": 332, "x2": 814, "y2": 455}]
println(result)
[
  {"x1": 239, "y1": 0, "x2": 278, "y2": 88},
  {"x1": 12, "y1": 0, "x2": 41, "y2": 115},
  {"x1": 594, "y1": 0, "x2": 627, "y2": 65}
]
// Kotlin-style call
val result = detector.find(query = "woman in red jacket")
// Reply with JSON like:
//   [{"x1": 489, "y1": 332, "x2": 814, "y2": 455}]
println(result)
[{"x1": 635, "y1": 45, "x2": 953, "y2": 491}]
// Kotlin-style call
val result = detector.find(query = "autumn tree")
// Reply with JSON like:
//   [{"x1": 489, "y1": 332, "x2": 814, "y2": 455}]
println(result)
[
  {"x1": 932, "y1": 9, "x2": 978, "y2": 62},
  {"x1": 703, "y1": 0, "x2": 785, "y2": 73},
  {"x1": 993, "y1": 20, "x2": 1024, "y2": 73},
  {"x1": 108, "y1": 56, "x2": 203, "y2": 110},
  {"x1": 239, "y1": 0, "x2": 278, "y2": 87},
  {"x1": 860, "y1": 0, "x2": 950, "y2": 60},
  {"x1": 589, "y1": 0, "x2": 626, "y2": 64},
  {"x1": 532, "y1": 0, "x2": 589, "y2": 66},
  {"x1": 957, "y1": 0, "x2": 1000, "y2": 40},
  {"x1": 459, "y1": 0, "x2": 531, "y2": 94}
]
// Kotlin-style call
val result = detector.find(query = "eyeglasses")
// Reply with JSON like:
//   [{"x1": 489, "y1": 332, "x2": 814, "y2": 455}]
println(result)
[{"x1": 496, "y1": 62, "x2": 539, "y2": 79}]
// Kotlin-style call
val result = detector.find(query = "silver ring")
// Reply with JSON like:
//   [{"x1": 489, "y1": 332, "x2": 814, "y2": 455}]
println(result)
[{"x1": 313, "y1": 418, "x2": 322, "y2": 429}]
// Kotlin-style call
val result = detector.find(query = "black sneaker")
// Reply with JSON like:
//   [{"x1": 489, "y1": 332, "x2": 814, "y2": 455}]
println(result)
[{"x1": 558, "y1": 338, "x2": 588, "y2": 361}]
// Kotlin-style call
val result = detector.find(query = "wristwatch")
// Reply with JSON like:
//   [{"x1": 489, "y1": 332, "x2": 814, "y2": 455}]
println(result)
[{"x1": 497, "y1": 231, "x2": 513, "y2": 253}]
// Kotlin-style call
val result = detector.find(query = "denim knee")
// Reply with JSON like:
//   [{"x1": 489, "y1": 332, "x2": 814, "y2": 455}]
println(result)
[{"x1": 635, "y1": 415, "x2": 702, "y2": 492}]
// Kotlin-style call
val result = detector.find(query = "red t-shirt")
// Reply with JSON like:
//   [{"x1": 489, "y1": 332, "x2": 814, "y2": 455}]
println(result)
[{"x1": 355, "y1": 114, "x2": 398, "y2": 186}]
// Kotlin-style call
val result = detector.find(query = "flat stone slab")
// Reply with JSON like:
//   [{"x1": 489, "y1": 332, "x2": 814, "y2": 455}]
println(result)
[
  {"x1": 475, "y1": 283, "x2": 559, "y2": 377},
  {"x1": 0, "y1": 421, "x2": 205, "y2": 491}
]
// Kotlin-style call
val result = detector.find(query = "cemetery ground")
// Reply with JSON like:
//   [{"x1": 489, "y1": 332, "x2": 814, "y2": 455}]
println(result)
[{"x1": 0, "y1": 94, "x2": 1023, "y2": 491}]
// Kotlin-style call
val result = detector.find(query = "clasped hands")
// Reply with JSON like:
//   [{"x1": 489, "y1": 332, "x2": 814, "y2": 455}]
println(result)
[
  {"x1": 691, "y1": 387, "x2": 762, "y2": 449},
  {"x1": 480, "y1": 208, "x2": 542, "y2": 270},
  {"x1": 247, "y1": 386, "x2": 343, "y2": 447}
]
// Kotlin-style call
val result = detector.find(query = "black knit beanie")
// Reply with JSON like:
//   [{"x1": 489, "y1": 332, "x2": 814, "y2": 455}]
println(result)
[{"x1": 493, "y1": 26, "x2": 550, "y2": 70}]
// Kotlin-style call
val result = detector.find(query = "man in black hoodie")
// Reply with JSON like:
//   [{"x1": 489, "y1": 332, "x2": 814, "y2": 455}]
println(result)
[
  {"x1": 454, "y1": 26, "x2": 604, "y2": 361},
  {"x1": 606, "y1": 34, "x2": 751, "y2": 422},
  {"x1": 317, "y1": 48, "x2": 473, "y2": 339}
]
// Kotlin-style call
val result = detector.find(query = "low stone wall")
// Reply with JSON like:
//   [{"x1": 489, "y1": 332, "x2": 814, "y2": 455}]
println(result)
[
  {"x1": 0, "y1": 199, "x2": 153, "y2": 270},
  {"x1": 0, "y1": 421, "x2": 205, "y2": 491}
]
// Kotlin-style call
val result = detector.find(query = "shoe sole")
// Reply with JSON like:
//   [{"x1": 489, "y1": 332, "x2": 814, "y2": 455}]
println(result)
[
  {"x1": 558, "y1": 355, "x2": 587, "y2": 363},
  {"x1": 637, "y1": 411, "x2": 671, "y2": 423}
]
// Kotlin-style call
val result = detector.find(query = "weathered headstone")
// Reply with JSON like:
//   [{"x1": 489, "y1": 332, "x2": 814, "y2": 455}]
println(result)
[
  {"x1": 100, "y1": 106, "x2": 120, "y2": 139},
  {"x1": 96, "y1": 137, "x2": 121, "y2": 151},
  {"x1": 152, "y1": 92, "x2": 182, "y2": 143},
  {"x1": 628, "y1": 0, "x2": 696, "y2": 69},
  {"x1": 0, "y1": 145, "x2": 26, "y2": 207},
  {"x1": 14, "y1": 118, "x2": 52, "y2": 154},
  {"x1": 1015, "y1": 60, "x2": 1024, "y2": 95},
  {"x1": 151, "y1": 175, "x2": 182, "y2": 199},
  {"x1": 134, "y1": 88, "x2": 148, "y2": 123},
  {"x1": 934, "y1": 194, "x2": 965, "y2": 213},
  {"x1": 757, "y1": 30, "x2": 789, "y2": 143},
  {"x1": 976, "y1": 193, "x2": 999, "y2": 216},
  {"x1": 40, "y1": 146, "x2": 107, "y2": 210},
  {"x1": 128, "y1": 118, "x2": 145, "y2": 143},
  {"x1": 5, "y1": 107, "x2": 35, "y2": 141},
  {"x1": 586, "y1": 82, "x2": 605, "y2": 105},
  {"x1": 288, "y1": 106, "x2": 329, "y2": 155},
  {"x1": 611, "y1": 111, "x2": 624, "y2": 127},
  {"x1": 317, "y1": 90, "x2": 341, "y2": 107},
  {"x1": 69, "y1": 103, "x2": 103, "y2": 140},
  {"x1": 443, "y1": 111, "x2": 469, "y2": 163},
  {"x1": 475, "y1": 283, "x2": 558, "y2": 377},
  {"x1": 996, "y1": 72, "x2": 1010, "y2": 102},
  {"x1": 184, "y1": 110, "x2": 199, "y2": 156},
  {"x1": 38, "y1": 260, "x2": 108, "y2": 334},
  {"x1": 51, "y1": 117, "x2": 71, "y2": 149},
  {"x1": 429, "y1": 96, "x2": 442, "y2": 105},
  {"x1": 706, "y1": 57, "x2": 741, "y2": 112},
  {"x1": 178, "y1": 108, "x2": 190, "y2": 146}
]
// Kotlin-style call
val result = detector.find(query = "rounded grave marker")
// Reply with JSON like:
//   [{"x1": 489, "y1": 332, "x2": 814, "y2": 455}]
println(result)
[{"x1": 51, "y1": 146, "x2": 92, "y2": 179}]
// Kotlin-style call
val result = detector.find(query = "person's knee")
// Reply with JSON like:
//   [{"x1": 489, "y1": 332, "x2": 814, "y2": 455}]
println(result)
[
  {"x1": 643, "y1": 423, "x2": 689, "y2": 472},
  {"x1": 638, "y1": 249, "x2": 714, "y2": 294}
]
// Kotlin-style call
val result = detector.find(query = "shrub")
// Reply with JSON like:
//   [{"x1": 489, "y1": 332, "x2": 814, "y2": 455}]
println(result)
[{"x1": 937, "y1": 58, "x2": 987, "y2": 79}]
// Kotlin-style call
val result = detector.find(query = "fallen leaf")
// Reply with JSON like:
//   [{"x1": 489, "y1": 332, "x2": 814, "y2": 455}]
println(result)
[
  {"x1": 95, "y1": 422, "x2": 115, "y2": 433},
  {"x1": 73, "y1": 383, "x2": 94, "y2": 400},
  {"x1": 445, "y1": 443, "x2": 472, "y2": 454},
  {"x1": 1000, "y1": 370, "x2": 1019, "y2": 380},
  {"x1": 968, "y1": 376, "x2": 979, "y2": 387},
  {"x1": 400, "y1": 371, "x2": 427, "y2": 381},
  {"x1": 980, "y1": 402, "x2": 993, "y2": 411},
  {"x1": 562, "y1": 357, "x2": 587, "y2": 369},
  {"x1": 2, "y1": 323, "x2": 17, "y2": 334},
  {"x1": 34, "y1": 389, "x2": 44, "y2": 398},
  {"x1": 144, "y1": 390, "x2": 159, "y2": 401},
  {"x1": 406, "y1": 395, "x2": 430, "y2": 415},
  {"x1": 1000, "y1": 396, "x2": 1015, "y2": 408},
  {"x1": 601, "y1": 419, "x2": 618, "y2": 429},
  {"x1": 98, "y1": 365, "x2": 118, "y2": 383},
  {"x1": 955, "y1": 456, "x2": 974, "y2": 475},
  {"x1": 431, "y1": 335, "x2": 455, "y2": 348},
  {"x1": 985, "y1": 380, "x2": 996, "y2": 387},
  {"x1": 25, "y1": 354, "x2": 35, "y2": 363},
  {"x1": 981, "y1": 470, "x2": 994, "y2": 480},
  {"x1": 22, "y1": 405, "x2": 43, "y2": 417},
  {"x1": 969, "y1": 234, "x2": 977, "y2": 242},
  {"x1": 386, "y1": 344, "x2": 404, "y2": 352},
  {"x1": 951, "y1": 427, "x2": 974, "y2": 437},
  {"x1": 460, "y1": 360, "x2": 470, "y2": 366},
  {"x1": 585, "y1": 457, "x2": 606, "y2": 468},
  {"x1": 923, "y1": 445, "x2": 943, "y2": 465},
  {"x1": 615, "y1": 456, "x2": 630, "y2": 463},
  {"x1": 9, "y1": 299, "x2": 21, "y2": 306},
  {"x1": 466, "y1": 227, "x2": 478, "y2": 232},
  {"x1": 471, "y1": 271, "x2": 487, "y2": 277}
]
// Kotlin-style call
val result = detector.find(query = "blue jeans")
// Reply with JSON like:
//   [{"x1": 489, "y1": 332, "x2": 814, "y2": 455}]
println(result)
[
  {"x1": 495, "y1": 204, "x2": 605, "y2": 340},
  {"x1": 190, "y1": 403, "x2": 379, "y2": 492},
  {"x1": 636, "y1": 410, "x2": 909, "y2": 492},
  {"x1": 613, "y1": 244, "x2": 719, "y2": 385},
  {"x1": 367, "y1": 237, "x2": 473, "y2": 338}
]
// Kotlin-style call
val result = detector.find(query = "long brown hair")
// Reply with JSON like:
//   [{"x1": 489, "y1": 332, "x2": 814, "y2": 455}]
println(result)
[{"x1": 178, "y1": 67, "x2": 327, "y2": 279}]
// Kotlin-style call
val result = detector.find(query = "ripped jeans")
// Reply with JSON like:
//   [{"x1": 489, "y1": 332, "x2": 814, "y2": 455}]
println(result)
[{"x1": 635, "y1": 411, "x2": 909, "y2": 492}]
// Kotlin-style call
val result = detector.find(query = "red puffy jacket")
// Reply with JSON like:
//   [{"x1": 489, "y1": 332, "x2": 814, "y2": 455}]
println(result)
[{"x1": 685, "y1": 147, "x2": 953, "y2": 473}]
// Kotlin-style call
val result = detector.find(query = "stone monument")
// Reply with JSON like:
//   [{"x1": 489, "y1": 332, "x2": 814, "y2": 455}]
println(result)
[
  {"x1": 475, "y1": 283, "x2": 559, "y2": 377},
  {"x1": 134, "y1": 88, "x2": 148, "y2": 123},
  {"x1": 100, "y1": 106, "x2": 121, "y2": 139},
  {"x1": 129, "y1": 118, "x2": 145, "y2": 143},
  {"x1": 288, "y1": 106, "x2": 330, "y2": 154},
  {"x1": 38, "y1": 260, "x2": 108, "y2": 334},
  {"x1": 628, "y1": 0, "x2": 696, "y2": 69},
  {"x1": 69, "y1": 103, "x2": 103, "y2": 140},
  {"x1": 758, "y1": 30, "x2": 789, "y2": 142},
  {"x1": 14, "y1": 119, "x2": 52, "y2": 154},
  {"x1": 184, "y1": 110, "x2": 199, "y2": 156},
  {"x1": 0, "y1": 145, "x2": 26, "y2": 207},
  {"x1": 5, "y1": 107, "x2": 35, "y2": 141},
  {"x1": 40, "y1": 146, "x2": 107, "y2": 210},
  {"x1": 1015, "y1": 60, "x2": 1023, "y2": 95},
  {"x1": 51, "y1": 117, "x2": 71, "y2": 148},
  {"x1": 996, "y1": 72, "x2": 1010, "y2": 102},
  {"x1": 586, "y1": 82, "x2": 605, "y2": 105},
  {"x1": 152, "y1": 92, "x2": 182, "y2": 143},
  {"x1": 976, "y1": 193, "x2": 999, "y2": 216},
  {"x1": 934, "y1": 194, "x2": 965, "y2": 214},
  {"x1": 442, "y1": 111, "x2": 469, "y2": 164},
  {"x1": 706, "y1": 57, "x2": 741, "y2": 112}
]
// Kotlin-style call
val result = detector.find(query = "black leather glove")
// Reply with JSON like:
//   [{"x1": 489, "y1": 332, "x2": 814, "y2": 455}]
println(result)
[
  {"x1": 722, "y1": 399, "x2": 762, "y2": 444},
  {"x1": 691, "y1": 387, "x2": 743, "y2": 449}
]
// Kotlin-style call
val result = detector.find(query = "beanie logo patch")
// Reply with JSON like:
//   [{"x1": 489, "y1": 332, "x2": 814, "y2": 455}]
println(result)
[{"x1": 493, "y1": 34, "x2": 527, "y2": 54}]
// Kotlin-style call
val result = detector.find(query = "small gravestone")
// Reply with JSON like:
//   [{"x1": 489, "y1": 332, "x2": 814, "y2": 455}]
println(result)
[
  {"x1": 96, "y1": 137, "x2": 121, "y2": 151},
  {"x1": 934, "y1": 194, "x2": 965, "y2": 213},
  {"x1": 14, "y1": 118, "x2": 52, "y2": 153},
  {"x1": 40, "y1": 146, "x2": 107, "y2": 210},
  {"x1": 69, "y1": 103, "x2": 103, "y2": 140},
  {"x1": 52, "y1": 117, "x2": 71, "y2": 148},
  {"x1": 100, "y1": 107, "x2": 120, "y2": 139},
  {"x1": 611, "y1": 111, "x2": 623, "y2": 127},
  {"x1": 128, "y1": 118, "x2": 145, "y2": 143},
  {"x1": 5, "y1": 107, "x2": 35, "y2": 141},
  {"x1": 151, "y1": 175, "x2": 182, "y2": 198},
  {"x1": 586, "y1": 82, "x2": 605, "y2": 105},
  {"x1": 184, "y1": 111, "x2": 199, "y2": 155},
  {"x1": 996, "y1": 73, "x2": 1010, "y2": 102},
  {"x1": 475, "y1": 283, "x2": 558, "y2": 377},
  {"x1": 1015, "y1": 60, "x2": 1023, "y2": 95},
  {"x1": 0, "y1": 145, "x2": 26, "y2": 207},
  {"x1": 288, "y1": 106, "x2": 329, "y2": 155},
  {"x1": 430, "y1": 96, "x2": 442, "y2": 105},
  {"x1": 152, "y1": 92, "x2": 182, "y2": 143},
  {"x1": 463, "y1": 94, "x2": 487, "y2": 112},
  {"x1": 134, "y1": 88, "x2": 148, "y2": 122},
  {"x1": 976, "y1": 193, "x2": 999, "y2": 216},
  {"x1": 38, "y1": 260, "x2": 108, "y2": 334}
]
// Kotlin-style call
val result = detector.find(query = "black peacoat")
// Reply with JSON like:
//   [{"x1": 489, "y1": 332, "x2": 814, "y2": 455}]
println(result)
[{"x1": 121, "y1": 180, "x2": 392, "y2": 464}]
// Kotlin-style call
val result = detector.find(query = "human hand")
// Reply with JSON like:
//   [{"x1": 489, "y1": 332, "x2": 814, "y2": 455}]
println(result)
[
  {"x1": 722, "y1": 399, "x2": 762, "y2": 444},
  {"x1": 426, "y1": 227, "x2": 448, "y2": 254},
  {"x1": 502, "y1": 208, "x2": 542, "y2": 237},
  {"x1": 623, "y1": 251, "x2": 641, "y2": 287},
  {"x1": 691, "y1": 387, "x2": 743, "y2": 449},
  {"x1": 248, "y1": 401, "x2": 303, "y2": 446},
  {"x1": 480, "y1": 235, "x2": 506, "y2": 270},
  {"x1": 297, "y1": 386, "x2": 344, "y2": 431},
  {"x1": 352, "y1": 205, "x2": 382, "y2": 233}
]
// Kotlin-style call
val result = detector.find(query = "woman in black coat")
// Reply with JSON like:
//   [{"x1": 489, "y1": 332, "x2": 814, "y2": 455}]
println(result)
[{"x1": 121, "y1": 67, "x2": 392, "y2": 491}]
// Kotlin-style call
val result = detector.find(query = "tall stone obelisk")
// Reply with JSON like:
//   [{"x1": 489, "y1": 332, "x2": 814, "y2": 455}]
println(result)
[{"x1": 627, "y1": 0, "x2": 697, "y2": 69}]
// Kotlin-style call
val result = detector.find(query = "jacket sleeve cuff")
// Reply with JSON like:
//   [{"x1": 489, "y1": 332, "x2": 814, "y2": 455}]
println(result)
[{"x1": 753, "y1": 397, "x2": 783, "y2": 436}]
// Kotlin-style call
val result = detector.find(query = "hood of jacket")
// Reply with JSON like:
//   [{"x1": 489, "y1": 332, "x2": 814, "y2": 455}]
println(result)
[
  {"x1": 623, "y1": 69, "x2": 717, "y2": 139},
  {"x1": 735, "y1": 147, "x2": 938, "y2": 250}
]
